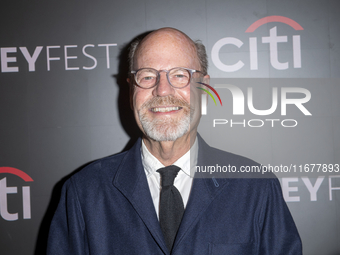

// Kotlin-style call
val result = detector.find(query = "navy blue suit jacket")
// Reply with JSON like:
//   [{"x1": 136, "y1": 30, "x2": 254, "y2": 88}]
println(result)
[{"x1": 47, "y1": 135, "x2": 302, "y2": 254}]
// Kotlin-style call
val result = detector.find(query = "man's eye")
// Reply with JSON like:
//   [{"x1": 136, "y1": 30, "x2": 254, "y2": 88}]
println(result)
[
  {"x1": 143, "y1": 76, "x2": 154, "y2": 81},
  {"x1": 175, "y1": 74, "x2": 186, "y2": 78}
]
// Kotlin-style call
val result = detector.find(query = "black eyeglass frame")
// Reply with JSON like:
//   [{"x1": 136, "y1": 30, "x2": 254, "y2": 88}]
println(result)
[{"x1": 130, "y1": 67, "x2": 203, "y2": 89}]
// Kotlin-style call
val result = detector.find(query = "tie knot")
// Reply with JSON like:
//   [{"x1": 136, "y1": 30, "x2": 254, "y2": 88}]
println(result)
[{"x1": 157, "y1": 165, "x2": 181, "y2": 187}]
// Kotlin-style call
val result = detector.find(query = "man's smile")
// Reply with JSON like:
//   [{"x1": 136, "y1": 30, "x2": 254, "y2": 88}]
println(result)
[{"x1": 150, "y1": 106, "x2": 183, "y2": 113}]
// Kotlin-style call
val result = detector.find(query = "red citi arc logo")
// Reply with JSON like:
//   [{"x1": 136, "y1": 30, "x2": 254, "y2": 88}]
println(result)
[
  {"x1": 212, "y1": 15, "x2": 304, "y2": 72},
  {"x1": 244, "y1": 15, "x2": 303, "y2": 32},
  {"x1": 0, "y1": 167, "x2": 33, "y2": 221}
]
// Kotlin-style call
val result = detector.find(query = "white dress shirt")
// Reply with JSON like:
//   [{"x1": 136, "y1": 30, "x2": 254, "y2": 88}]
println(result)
[{"x1": 141, "y1": 137, "x2": 198, "y2": 219}]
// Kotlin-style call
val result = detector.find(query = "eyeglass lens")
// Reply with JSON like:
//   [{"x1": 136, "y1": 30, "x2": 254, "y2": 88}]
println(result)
[{"x1": 135, "y1": 68, "x2": 191, "y2": 88}]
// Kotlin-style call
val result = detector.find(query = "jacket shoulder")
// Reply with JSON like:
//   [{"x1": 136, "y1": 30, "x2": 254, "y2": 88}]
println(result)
[
  {"x1": 197, "y1": 135, "x2": 275, "y2": 178},
  {"x1": 69, "y1": 150, "x2": 129, "y2": 186}
]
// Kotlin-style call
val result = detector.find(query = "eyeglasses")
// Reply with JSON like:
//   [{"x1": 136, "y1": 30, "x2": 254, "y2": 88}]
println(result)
[{"x1": 131, "y1": 67, "x2": 202, "y2": 89}]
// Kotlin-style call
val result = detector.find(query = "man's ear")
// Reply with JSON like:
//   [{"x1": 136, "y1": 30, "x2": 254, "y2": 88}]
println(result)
[
  {"x1": 199, "y1": 75, "x2": 210, "y2": 113},
  {"x1": 203, "y1": 74, "x2": 210, "y2": 85},
  {"x1": 127, "y1": 78, "x2": 134, "y2": 110}
]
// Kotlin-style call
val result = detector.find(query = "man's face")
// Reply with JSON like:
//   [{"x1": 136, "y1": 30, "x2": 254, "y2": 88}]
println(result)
[{"x1": 132, "y1": 30, "x2": 204, "y2": 142}]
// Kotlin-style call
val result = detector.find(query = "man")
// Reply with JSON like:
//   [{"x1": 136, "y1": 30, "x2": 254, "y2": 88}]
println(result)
[{"x1": 47, "y1": 28, "x2": 302, "y2": 254}]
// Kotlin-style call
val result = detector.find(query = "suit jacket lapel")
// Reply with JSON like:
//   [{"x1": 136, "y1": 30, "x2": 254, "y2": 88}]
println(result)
[
  {"x1": 172, "y1": 134, "x2": 229, "y2": 252},
  {"x1": 112, "y1": 138, "x2": 169, "y2": 254},
  {"x1": 112, "y1": 135, "x2": 229, "y2": 254}
]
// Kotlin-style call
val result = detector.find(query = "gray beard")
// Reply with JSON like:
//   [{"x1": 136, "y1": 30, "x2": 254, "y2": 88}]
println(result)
[
  {"x1": 139, "y1": 110, "x2": 191, "y2": 142},
  {"x1": 137, "y1": 95, "x2": 194, "y2": 142}
]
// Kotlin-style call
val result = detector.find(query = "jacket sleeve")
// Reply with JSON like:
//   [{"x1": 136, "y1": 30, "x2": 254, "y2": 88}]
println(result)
[
  {"x1": 47, "y1": 178, "x2": 88, "y2": 255},
  {"x1": 258, "y1": 178, "x2": 302, "y2": 255}
]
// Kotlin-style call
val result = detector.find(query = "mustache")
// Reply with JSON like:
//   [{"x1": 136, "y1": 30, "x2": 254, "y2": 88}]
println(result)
[{"x1": 140, "y1": 95, "x2": 190, "y2": 110}]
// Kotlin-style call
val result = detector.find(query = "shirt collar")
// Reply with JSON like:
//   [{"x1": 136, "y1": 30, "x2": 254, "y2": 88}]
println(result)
[{"x1": 141, "y1": 137, "x2": 198, "y2": 177}]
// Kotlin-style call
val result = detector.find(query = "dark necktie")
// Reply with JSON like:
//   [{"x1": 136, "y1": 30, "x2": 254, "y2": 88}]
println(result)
[{"x1": 157, "y1": 165, "x2": 184, "y2": 252}]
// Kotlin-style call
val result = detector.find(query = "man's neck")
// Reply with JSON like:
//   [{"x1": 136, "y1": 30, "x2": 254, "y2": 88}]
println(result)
[{"x1": 142, "y1": 131, "x2": 196, "y2": 166}]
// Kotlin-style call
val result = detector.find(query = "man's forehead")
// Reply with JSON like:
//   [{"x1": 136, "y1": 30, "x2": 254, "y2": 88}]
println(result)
[
  {"x1": 136, "y1": 29, "x2": 196, "y2": 56},
  {"x1": 134, "y1": 28, "x2": 198, "y2": 70}
]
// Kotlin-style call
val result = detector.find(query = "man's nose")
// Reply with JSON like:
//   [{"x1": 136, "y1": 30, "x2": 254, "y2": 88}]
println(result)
[{"x1": 152, "y1": 72, "x2": 175, "y2": 97}]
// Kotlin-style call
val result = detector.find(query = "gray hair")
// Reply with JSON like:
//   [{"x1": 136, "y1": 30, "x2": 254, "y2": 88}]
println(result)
[{"x1": 128, "y1": 39, "x2": 208, "y2": 75}]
